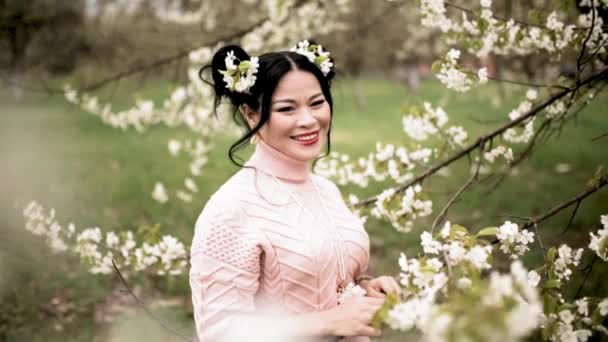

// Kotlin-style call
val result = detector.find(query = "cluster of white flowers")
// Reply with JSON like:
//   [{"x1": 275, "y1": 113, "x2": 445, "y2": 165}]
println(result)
[
  {"x1": 389, "y1": 256, "x2": 543, "y2": 341},
  {"x1": 420, "y1": 0, "x2": 453, "y2": 32},
  {"x1": 398, "y1": 252, "x2": 447, "y2": 297},
  {"x1": 496, "y1": 221, "x2": 535, "y2": 258},
  {"x1": 372, "y1": 185, "x2": 433, "y2": 233},
  {"x1": 553, "y1": 244, "x2": 583, "y2": 281},
  {"x1": 543, "y1": 296, "x2": 608, "y2": 342},
  {"x1": 483, "y1": 145, "x2": 514, "y2": 163},
  {"x1": 221, "y1": 51, "x2": 260, "y2": 93},
  {"x1": 387, "y1": 295, "x2": 435, "y2": 332},
  {"x1": 402, "y1": 102, "x2": 446, "y2": 141},
  {"x1": 315, "y1": 143, "x2": 436, "y2": 188},
  {"x1": 401, "y1": 102, "x2": 466, "y2": 145},
  {"x1": 290, "y1": 40, "x2": 333, "y2": 76},
  {"x1": 588, "y1": 214, "x2": 608, "y2": 261},
  {"x1": 420, "y1": 0, "x2": 601, "y2": 59},
  {"x1": 23, "y1": 201, "x2": 188, "y2": 276},
  {"x1": 421, "y1": 222, "x2": 493, "y2": 271},
  {"x1": 445, "y1": 126, "x2": 469, "y2": 148},
  {"x1": 434, "y1": 49, "x2": 476, "y2": 92},
  {"x1": 502, "y1": 92, "x2": 540, "y2": 144},
  {"x1": 337, "y1": 282, "x2": 367, "y2": 304},
  {"x1": 484, "y1": 261, "x2": 543, "y2": 339},
  {"x1": 545, "y1": 100, "x2": 566, "y2": 119}
]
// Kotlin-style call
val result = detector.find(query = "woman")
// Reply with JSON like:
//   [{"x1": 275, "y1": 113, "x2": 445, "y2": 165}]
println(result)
[{"x1": 189, "y1": 41, "x2": 400, "y2": 341}]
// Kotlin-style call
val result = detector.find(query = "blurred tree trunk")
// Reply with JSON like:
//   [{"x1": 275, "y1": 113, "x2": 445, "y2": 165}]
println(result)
[{"x1": 0, "y1": 0, "x2": 85, "y2": 98}]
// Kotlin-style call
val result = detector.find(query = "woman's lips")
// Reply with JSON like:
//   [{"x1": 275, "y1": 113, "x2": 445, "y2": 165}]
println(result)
[{"x1": 291, "y1": 131, "x2": 319, "y2": 145}]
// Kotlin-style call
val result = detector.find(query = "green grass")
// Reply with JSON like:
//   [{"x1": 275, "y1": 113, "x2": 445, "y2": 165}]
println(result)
[{"x1": 1, "y1": 76, "x2": 607, "y2": 341}]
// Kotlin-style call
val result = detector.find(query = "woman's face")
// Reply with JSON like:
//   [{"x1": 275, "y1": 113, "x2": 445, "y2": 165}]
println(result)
[{"x1": 248, "y1": 69, "x2": 331, "y2": 162}]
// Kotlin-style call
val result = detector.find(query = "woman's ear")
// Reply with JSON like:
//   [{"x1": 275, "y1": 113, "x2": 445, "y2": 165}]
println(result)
[{"x1": 240, "y1": 104, "x2": 260, "y2": 130}]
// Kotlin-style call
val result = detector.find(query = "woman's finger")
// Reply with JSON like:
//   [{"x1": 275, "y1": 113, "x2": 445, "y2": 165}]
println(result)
[
  {"x1": 388, "y1": 277, "x2": 402, "y2": 295},
  {"x1": 365, "y1": 286, "x2": 385, "y2": 298},
  {"x1": 374, "y1": 276, "x2": 401, "y2": 295}
]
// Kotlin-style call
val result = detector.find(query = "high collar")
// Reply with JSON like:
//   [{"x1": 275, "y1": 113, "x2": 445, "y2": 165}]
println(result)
[{"x1": 245, "y1": 138, "x2": 311, "y2": 182}]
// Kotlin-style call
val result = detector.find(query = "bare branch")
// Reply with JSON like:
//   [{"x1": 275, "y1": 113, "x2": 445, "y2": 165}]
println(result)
[
  {"x1": 111, "y1": 260, "x2": 193, "y2": 342},
  {"x1": 485, "y1": 74, "x2": 570, "y2": 90},
  {"x1": 575, "y1": 254, "x2": 598, "y2": 299},
  {"x1": 444, "y1": 0, "x2": 591, "y2": 31},
  {"x1": 520, "y1": 175, "x2": 607, "y2": 231},
  {"x1": 591, "y1": 132, "x2": 608, "y2": 142},
  {"x1": 78, "y1": 19, "x2": 266, "y2": 93},
  {"x1": 559, "y1": 200, "x2": 581, "y2": 236},
  {"x1": 431, "y1": 144, "x2": 484, "y2": 233},
  {"x1": 575, "y1": 0, "x2": 597, "y2": 80}
]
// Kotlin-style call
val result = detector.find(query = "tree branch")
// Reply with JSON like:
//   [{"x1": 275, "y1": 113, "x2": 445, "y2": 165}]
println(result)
[
  {"x1": 431, "y1": 144, "x2": 484, "y2": 233},
  {"x1": 78, "y1": 19, "x2": 266, "y2": 93},
  {"x1": 354, "y1": 68, "x2": 608, "y2": 208},
  {"x1": 520, "y1": 175, "x2": 607, "y2": 231},
  {"x1": 111, "y1": 260, "x2": 193, "y2": 342}
]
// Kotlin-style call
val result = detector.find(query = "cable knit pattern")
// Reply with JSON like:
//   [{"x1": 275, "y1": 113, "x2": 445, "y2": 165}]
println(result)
[{"x1": 189, "y1": 141, "x2": 370, "y2": 342}]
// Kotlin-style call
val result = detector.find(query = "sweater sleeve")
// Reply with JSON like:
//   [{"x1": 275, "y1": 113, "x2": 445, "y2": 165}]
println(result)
[{"x1": 189, "y1": 197, "x2": 262, "y2": 341}]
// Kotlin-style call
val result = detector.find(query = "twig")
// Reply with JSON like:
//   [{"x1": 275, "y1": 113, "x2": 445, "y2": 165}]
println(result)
[
  {"x1": 559, "y1": 200, "x2": 581, "y2": 236},
  {"x1": 354, "y1": 68, "x2": 608, "y2": 209},
  {"x1": 444, "y1": 1, "x2": 548, "y2": 30},
  {"x1": 78, "y1": 20, "x2": 265, "y2": 93},
  {"x1": 77, "y1": 0, "x2": 310, "y2": 93},
  {"x1": 486, "y1": 74, "x2": 569, "y2": 90},
  {"x1": 532, "y1": 221, "x2": 547, "y2": 263},
  {"x1": 519, "y1": 175, "x2": 607, "y2": 231},
  {"x1": 575, "y1": 255, "x2": 597, "y2": 299},
  {"x1": 496, "y1": 214, "x2": 530, "y2": 221},
  {"x1": 431, "y1": 144, "x2": 484, "y2": 233},
  {"x1": 444, "y1": 0, "x2": 591, "y2": 31},
  {"x1": 111, "y1": 260, "x2": 193, "y2": 342},
  {"x1": 575, "y1": 0, "x2": 597, "y2": 78},
  {"x1": 591, "y1": 132, "x2": 608, "y2": 142}
]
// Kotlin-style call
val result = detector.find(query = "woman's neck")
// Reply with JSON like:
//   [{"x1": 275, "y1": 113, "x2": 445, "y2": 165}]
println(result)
[{"x1": 245, "y1": 139, "x2": 311, "y2": 183}]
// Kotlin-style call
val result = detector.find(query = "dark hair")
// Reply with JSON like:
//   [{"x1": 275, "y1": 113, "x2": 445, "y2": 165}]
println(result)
[{"x1": 199, "y1": 43, "x2": 336, "y2": 167}]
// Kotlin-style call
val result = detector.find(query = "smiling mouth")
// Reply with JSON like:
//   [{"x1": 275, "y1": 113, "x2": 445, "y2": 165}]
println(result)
[{"x1": 291, "y1": 131, "x2": 320, "y2": 144}]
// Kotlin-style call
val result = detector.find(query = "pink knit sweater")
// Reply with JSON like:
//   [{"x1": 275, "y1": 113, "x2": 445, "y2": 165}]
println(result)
[{"x1": 189, "y1": 140, "x2": 370, "y2": 341}]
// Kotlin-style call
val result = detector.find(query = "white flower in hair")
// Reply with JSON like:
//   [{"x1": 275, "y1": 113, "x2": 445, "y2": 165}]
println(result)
[
  {"x1": 220, "y1": 50, "x2": 259, "y2": 94},
  {"x1": 225, "y1": 51, "x2": 237, "y2": 70},
  {"x1": 291, "y1": 40, "x2": 333, "y2": 76}
]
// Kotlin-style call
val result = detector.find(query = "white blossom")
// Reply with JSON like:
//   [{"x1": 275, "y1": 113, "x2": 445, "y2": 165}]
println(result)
[
  {"x1": 496, "y1": 221, "x2": 535, "y2": 258},
  {"x1": 337, "y1": 282, "x2": 366, "y2": 304},
  {"x1": 589, "y1": 215, "x2": 608, "y2": 261},
  {"x1": 527, "y1": 270, "x2": 540, "y2": 287},
  {"x1": 152, "y1": 182, "x2": 169, "y2": 203}
]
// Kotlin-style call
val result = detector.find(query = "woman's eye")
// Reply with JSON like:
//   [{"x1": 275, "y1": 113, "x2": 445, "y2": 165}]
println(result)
[
  {"x1": 277, "y1": 107, "x2": 293, "y2": 112},
  {"x1": 312, "y1": 100, "x2": 325, "y2": 107}
]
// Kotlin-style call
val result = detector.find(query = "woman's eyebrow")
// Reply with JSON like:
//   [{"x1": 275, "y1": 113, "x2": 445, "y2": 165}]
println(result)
[{"x1": 272, "y1": 93, "x2": 324, "y2": 105}]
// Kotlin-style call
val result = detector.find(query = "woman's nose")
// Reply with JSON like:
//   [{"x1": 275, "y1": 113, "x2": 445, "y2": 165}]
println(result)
[{"x1": 297, "y1": 108, "x2": 317, "y2": 127}]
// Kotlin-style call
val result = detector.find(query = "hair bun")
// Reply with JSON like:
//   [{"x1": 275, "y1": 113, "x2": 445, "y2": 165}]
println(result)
[{"x1": 209, "y1": 45, "x2": 250, "y2": 104}]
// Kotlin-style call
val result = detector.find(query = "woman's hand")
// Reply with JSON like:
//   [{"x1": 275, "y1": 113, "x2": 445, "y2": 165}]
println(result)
[
  {"x1": 358, "y1": 275, "x2": 401, "y2": 299},
  {"x1": 322, "y1": 296, "x2": 385, "y2": 337}
]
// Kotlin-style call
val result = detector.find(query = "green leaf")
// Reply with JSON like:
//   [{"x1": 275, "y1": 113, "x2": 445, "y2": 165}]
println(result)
[
  {"x1": 547, "y1": 247, "x2": 557, "y2": 263},
  {"x1": 451, "y1": 224, "x2": 470, "y2": 237},
  {"x1": 476, "y1": 227, "x2": 499, "y2": 237},
  {"x1": 543, "y1": 279, "x2": 562, "y2": 289},
  {"x1": 238, "y1": 61, "x2": 250, "y2": 73},
  {"x1": 370, "y1": 292, "x2": 400, "y2": 329},
  {"x1": 431, "y1": 60, "x2": 442, "y2": 74},
  {"x1": 138, "y1": 223, "x2": 161, "y2": 244}
]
